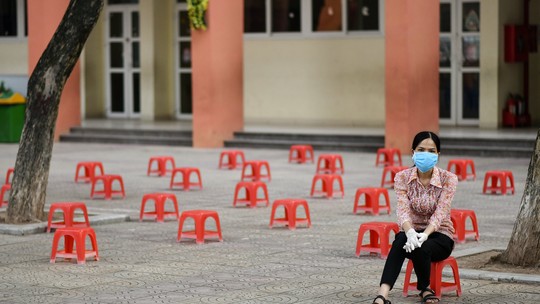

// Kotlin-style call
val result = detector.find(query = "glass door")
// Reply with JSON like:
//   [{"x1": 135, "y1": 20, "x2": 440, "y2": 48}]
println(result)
[
  {"x1": 106, "y1": 5, "x2": 140, "y2": 118},
  {"x1": 175, "y1": 0, "x2": 193, "y2": 118},
  {"x1": 439, "y1": 0, "x2": 480, "y2": 126}
]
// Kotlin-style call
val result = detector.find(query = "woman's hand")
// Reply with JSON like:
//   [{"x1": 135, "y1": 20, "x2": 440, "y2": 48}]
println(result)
[{"x1": 405, "y1": 228, "x2": 421, "y2": 248}]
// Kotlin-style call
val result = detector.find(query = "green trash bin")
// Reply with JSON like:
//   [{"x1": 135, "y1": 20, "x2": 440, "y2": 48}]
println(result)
[{"x1": 0, "y1": 92, "x2": 26, "y2": 143}]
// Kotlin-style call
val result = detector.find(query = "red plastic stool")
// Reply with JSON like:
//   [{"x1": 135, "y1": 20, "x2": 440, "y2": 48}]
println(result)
[
  {"x1": 310, "y1": 174, "x2": 344, "y2": 198},
  {"x1": 177, "y1": 210, "x2": 223, "y2": 244},
  {"x1": 147, "y1": 156, "x2": 175, "y2": 176},
  {"x1": 381, "y1": 166, "x2": 408, "y2": 188},
  {"x1": 355, "y1": 222, "x2": 399, "y2": 259},
  {"x1": 50, "y1": 227, "x2": 99, "y2": 265},
  {"x1": 450, "y1": 209, "x2": 479, "y2": 243},
  {"x1": 316, "y1": 154, "x2": 344, "y2": 174},
  {"x1": 289, "y1": 145, "x2": 314, "y2": 164},
  {"x1": 140, "y1": 193, "x2": 180, "y2": 222},
  {"x1": 447, "y1": 159, "x2": 476, "y2": 181},
  {"x1": 0, "y1": 184, "x2": 11, "y2": 207},
  {"x1": 218, "y1": 150, "x2": 245, "y2": 169},
  {"x1": 233, "y1": 181, "x2": 269, "y2": 208},
  {"x1": 170, "y1": 167, "x2": 203, "y2": 191},
  {"x1": 47, "y1": 202, "x2": 91, "y2": 233},
  {"x1": 5, "y1": 167, "x2": 14, "y2": 185},
  {"x1": 75, "y1": 161, "x2": 104, "y2": 183},
  {"x1": 403, "y1": 256, "x2": 462, "y2": 298},
  {"x1": 90, "y1": 174, "x2": 125, "y2": 200},
  {"x1": 241, "y1": 161, "x2": 271, "y2": 182},
  {"x1": 482, "y1": 170, "x2": 515, "y2": 195},
  {"x1": 353, "y1": 187, "x2": 391, "y2": 215},
  {"x1": 269, "y1": 199, "x2": 311, "y2": 230},
  {"x1": 375, "y1": 148, "x2": 403, "y2": 167}
]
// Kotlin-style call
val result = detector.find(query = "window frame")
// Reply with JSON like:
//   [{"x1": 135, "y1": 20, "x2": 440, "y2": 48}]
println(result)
[
  {"x1": 0, "y1": 0, "x2": 27, "y2": 41},
  {"x1": 244, "y1": 0, "x2": 384, "y2": 39}
]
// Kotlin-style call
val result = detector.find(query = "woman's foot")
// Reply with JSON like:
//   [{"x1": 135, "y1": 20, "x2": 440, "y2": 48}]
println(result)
[
  {"x1": 419, "y1": 288, "x2": 440, "y2": 303},
  {"x1": 372, "y1": 295, "x2": 391, "y2": 304}
]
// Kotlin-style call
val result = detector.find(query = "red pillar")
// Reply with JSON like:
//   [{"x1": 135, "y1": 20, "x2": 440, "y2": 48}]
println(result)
[
  {"x1": 191, "y1": 0, "x2": 244, "y2": 148},
  {"x1": 27, "y1": 0, "x2": 81, "y2": 141},
  {"x1": 385, "y1": 0, "x2": 439, "y2": 153}
]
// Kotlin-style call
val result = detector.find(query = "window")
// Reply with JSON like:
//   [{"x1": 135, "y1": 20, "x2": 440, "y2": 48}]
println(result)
[
  {"x1": 0, "y1": 0, "x2": 27, "y2": 38},
  {"x1": 244, "y1": 0, "x2": 381, "y2": 35}
]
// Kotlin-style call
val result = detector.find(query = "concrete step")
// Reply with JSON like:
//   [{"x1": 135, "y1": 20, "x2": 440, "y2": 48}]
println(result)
[
  {"x1": 225, "y1": 131, "x2": 536, "y2": 158},
  {"x1": 69, "y1": 127, "x2": 192, "y2": 138},
  {"x1": 60, "y1": 131, "x2": 192, "y2": 146}
]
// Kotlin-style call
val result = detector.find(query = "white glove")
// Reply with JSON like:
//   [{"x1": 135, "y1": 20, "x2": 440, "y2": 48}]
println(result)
[
  {"x1": 417, "y1": 233, "x2": 428, "y2": 247},
  {"x1": 403, "y1": 241, "x2": 414, "y2": 253},
  {"x1": 405, "y1": 228, "x2": 421, "y2": 249}
]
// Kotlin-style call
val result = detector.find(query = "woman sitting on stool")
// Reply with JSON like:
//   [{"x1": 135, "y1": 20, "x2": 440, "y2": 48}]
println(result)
[{"x1": 372, "y1": 131, "x2": 458, "y2": 304}]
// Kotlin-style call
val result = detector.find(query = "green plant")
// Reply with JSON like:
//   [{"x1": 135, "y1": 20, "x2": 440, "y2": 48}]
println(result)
[{"x1": 187, "y1": 0, "x2": 208, "y2": 30}]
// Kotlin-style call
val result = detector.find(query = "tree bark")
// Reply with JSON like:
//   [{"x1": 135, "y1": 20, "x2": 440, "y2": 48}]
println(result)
[
  {"x1": 6, "y1": 0, "x2": 104, "y2": 224},
  {"x1": 499, "y1": 129, "x2": 540, "y2": 267}
]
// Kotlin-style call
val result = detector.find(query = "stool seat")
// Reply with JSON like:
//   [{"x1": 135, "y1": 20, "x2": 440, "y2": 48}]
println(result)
[
  {"x1": 269, "y1": 199, "x2": 311, "y2": 230},
  {"x1": 289, "y1": 145, "x2": 315, "y2": 164},
  {"x1": 483, "y1": 170, "x2": 515, "y2": 195},
  {"x1": 241, "y1": 161, "x2": 271, "y2": 182},
  {"x1": 447, "y1": 159, "x2": 476, "y2": 181},
  {"x1": 353, "y1": 187, "x2": 391, "y2": 215},
  {"x1": 316, "y1": 154, "x2": 344, "y2": 174},
  {"x1": 75, "y1": 161, "x2": 104, "y2": 183},
  {"x1": 50, "y1": 227, "x2": 99, "y2": 265},
  {"x1": 170, "y1": 167, "x2": 203, "y2": 191},
  {"x1": 310, "y1": 174, "x2": 344, "y2": 198},
  {"x1": 375, "y1": 148, "x2": 402, "y2": 167},
  {"x1": 177, "y1": 210, "x2": 223, "y2": 244},
  {"x1": 147, "y1": 156, "x2": 175, "y2": 176},
  {"x1": 450, "y1": 209, "x2": 479, "y2": 243},
  {"x1": 90, "y1": 174, "x2": 126, "y2": 200},
  {"x1": 403, "y1": 256, "x2": 462, "y2": 298},
  {"x1": 140, "y1": 193, "x2": 180, "y2": 222},
  {"x1": 381, "y1": 166, "x2": 408, "y2": 188},
  {"x1": 0, "y1": 184, "x2": 10, "y2": 207},
  {"x1": 356, "y1": 222, "x2": 399, "y2": 259},
  {"x1": 47, "y1": 202, "x2": 91, "y2": 233},
  {"x1": 233, "y1": 181, "x2": 269, "y2": 208},
  {"x1": 5, "y1": 167, "x2": 14, "y2": 185},
  {"x1": 219, "y1": 150, "x2": 245, "y2": 169}
]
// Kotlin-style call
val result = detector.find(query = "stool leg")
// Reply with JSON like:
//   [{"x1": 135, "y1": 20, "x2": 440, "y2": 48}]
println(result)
[
  {"x1": 50, "y1": 233, "x2": 61, "y2": 263},
  {"x1": 177, "y1": 216, "x2": 186, "y2": 242},
  {"x1": 402, "y1": 260, "x2": 414, "y2": 297},
  {"x1": 47, "y1": 206, "x2": 57, "y2": 233},
  {"x1": 214, "y1": 215, "x2": 223, "y2": 242},
  {"x1": 288, "y1": 206, "x2": 296, "y2": 230},
  {"x1": 155, "y1": 199, "x2": 165, "y2": 223},
  {"x1": 355, "y1": 227, "x2": 366, "y2": 256},
  {"x1": 89, "y1": 231, "x2": 99, "y2": 261},
  {"x1": 196, "y1": 216, "x2": 205, "y2": 244},
  {"x1": 269, "y1": 204, "x2": 278, "y2": 228}
]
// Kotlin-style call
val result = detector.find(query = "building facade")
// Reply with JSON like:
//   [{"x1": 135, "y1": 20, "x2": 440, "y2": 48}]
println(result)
[{"x1": 0, "y1": 0, "x2": 539, "y2": 147}]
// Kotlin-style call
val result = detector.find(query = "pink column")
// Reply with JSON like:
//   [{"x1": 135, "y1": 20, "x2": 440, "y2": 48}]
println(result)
[
  {"x1": 27, "y1": 0, "x2": 80, "y2": 141},
  {"x1": 191, "y1": 0, "x2": 244, "y2": 148},
  {"x1": 385, "y1": 0, "x2": 439, "y2": 153}
]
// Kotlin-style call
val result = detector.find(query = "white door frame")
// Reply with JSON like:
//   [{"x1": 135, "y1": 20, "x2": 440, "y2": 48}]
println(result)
[
  {"x1": 439, "y1": 0, "x2": 480, "y2": 126},
  {"x1": 175, "y1": 2, "x2": 193, "y2": 119},
  {"x1": 105, "y1": 4, "x2": 141, "y2": 118}
]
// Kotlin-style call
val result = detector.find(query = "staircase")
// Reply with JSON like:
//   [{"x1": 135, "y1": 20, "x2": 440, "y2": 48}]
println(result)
[
  {"x1": 224, "y1": 131, "x2": 535, "y2": 158},
  {"x1": 59, "y1": 127, "x2": 192, "y2": 146}
]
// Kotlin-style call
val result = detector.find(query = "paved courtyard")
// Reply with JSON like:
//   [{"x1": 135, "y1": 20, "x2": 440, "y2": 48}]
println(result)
[{"x1": 0, "y1": 142, "x2": 538, "y2": 303}]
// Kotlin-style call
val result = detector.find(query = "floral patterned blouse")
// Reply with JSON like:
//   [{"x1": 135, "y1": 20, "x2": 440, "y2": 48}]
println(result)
[{"x1": 394, "y1": 166, "x2": 458, "y2": 240}]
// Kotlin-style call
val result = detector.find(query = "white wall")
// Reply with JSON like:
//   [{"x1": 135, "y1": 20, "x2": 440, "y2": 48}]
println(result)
[
  {"x1": 0, "y1": 41, "x2": 28, "y2": 96},
  {"x1": 244, "y1": 37, "x2": 385, "y2": 127}
]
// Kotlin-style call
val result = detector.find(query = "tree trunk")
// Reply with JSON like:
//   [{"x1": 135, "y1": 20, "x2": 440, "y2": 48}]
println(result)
[
  {"x1": 499, "y1": 129, "x2": 540, "y2": 267},
  {"x1": 6, "y1": 0, "x2": 103, "y2": 224}
]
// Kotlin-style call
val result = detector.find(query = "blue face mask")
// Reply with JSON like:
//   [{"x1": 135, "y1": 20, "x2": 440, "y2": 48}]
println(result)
[{"x1": 412, "y1": 151, "x2": 438, "y2": 173}]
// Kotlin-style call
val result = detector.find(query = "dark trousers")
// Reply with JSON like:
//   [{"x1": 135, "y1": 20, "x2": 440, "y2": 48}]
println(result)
[{"x1": 379, "y1": 231, "x2": 454, "y2": 291}]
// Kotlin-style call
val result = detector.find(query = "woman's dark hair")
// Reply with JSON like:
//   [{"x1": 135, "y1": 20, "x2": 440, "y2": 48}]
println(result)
[{"x1": 412, "y1": 131, "x2": 441, "y2": 152}]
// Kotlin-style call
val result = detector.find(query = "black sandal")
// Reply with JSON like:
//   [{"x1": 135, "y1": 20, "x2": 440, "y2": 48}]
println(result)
[
  {"x1": 372, "y1": 295, "x2": 391, "y2": 304},
  {"x1": 419, "y1": 288, "x2": 440, "y2": 303}
]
